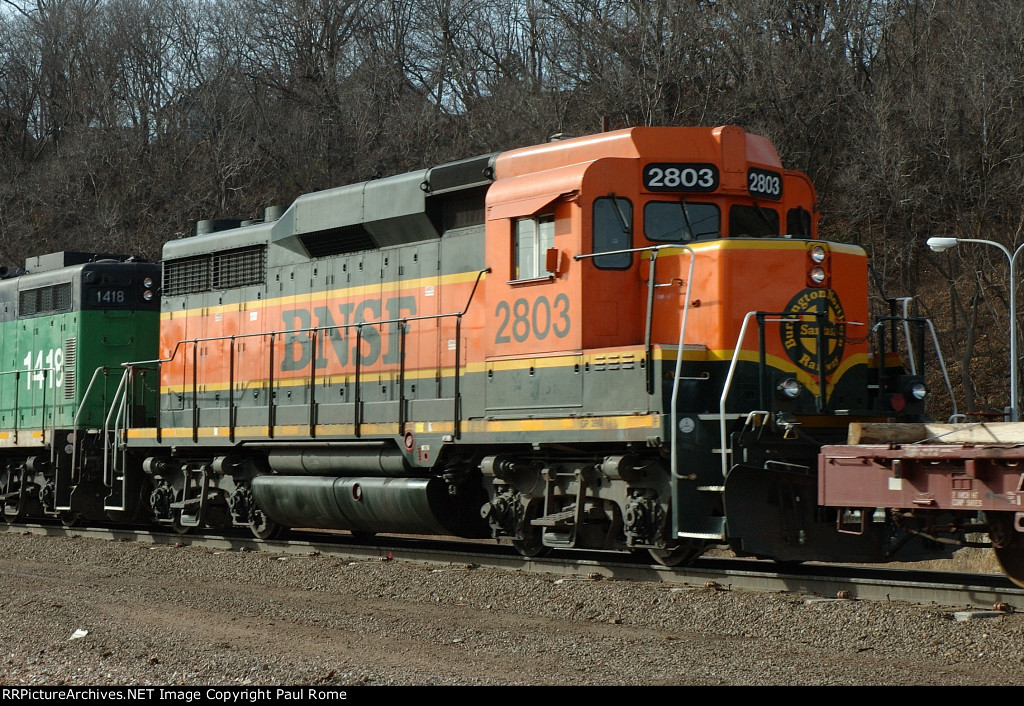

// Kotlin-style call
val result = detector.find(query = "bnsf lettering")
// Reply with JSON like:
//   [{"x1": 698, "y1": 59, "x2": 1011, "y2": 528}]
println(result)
[
  {"x1": 494, "y1": 294, "x2": 570, "y2": 344},
  {"x1": 281, "y1": 296, "x2": 416, "y2": 371}
]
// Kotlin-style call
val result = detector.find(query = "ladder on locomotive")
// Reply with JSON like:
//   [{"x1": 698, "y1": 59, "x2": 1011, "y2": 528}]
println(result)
[
  {"x1": 533, "y1": 245, "x2": 702, "y2": 547},
  {"x1": 688, "y1": 300, "x2": 957, "y2": 543}
]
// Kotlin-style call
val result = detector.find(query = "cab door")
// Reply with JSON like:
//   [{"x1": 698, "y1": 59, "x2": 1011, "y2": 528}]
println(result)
[{"x1": 484, "y1": 201, "x2": 582, "y2": 415}]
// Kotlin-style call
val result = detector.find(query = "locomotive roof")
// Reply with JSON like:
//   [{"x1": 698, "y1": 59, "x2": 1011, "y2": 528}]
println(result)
[
  {"x1": 164, "y1": 155, "x2": 500, "y2": 262},
  {"x1": 163, "y1": 125, "x2": 787, "y2": 263},
  {"x1": 23, "y1": 251, "x2": 136, "y2": 273},
  {"x1": 493, "y1": 126, "x2": 782, "y2": 179}
]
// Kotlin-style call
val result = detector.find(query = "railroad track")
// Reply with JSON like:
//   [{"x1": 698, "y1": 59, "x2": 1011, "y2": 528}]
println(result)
[{"x1": 4, "y1": 522, "x2": 1021, "y2": 613}]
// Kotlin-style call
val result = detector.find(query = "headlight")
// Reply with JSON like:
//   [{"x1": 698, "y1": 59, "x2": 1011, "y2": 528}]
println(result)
[
  {"x1": 810, "y1": 245, "x2": 826, "y2": 263},
  {"x1": 810, "y1": 266, "x2": 826, "y2": 284},
  {"x1": 909, "y1": 381, "x2": 928, "y2": 400},
  {"x1": 778, "y1": 378, "x2": 802, "y2": 399},
  {"x1": 142, "y1": 290, "x2": 153, "y2": 301},
  {"x1": 143, "y1": 276, "x2": 154, "y2": 288}
]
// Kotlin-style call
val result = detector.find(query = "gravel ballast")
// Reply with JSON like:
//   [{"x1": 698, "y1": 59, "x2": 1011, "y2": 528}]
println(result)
[{"x1": 1, "y1": 531, "x2": 1022, "y2": 686}]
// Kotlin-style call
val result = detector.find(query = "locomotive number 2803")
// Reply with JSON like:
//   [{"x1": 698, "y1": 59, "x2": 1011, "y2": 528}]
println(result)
[
  {"x1": 747, "y1": 167, "x2": 783, "y2": 200},
  {"x1": 642, "y1": 163, "x2": 719, "y2": 192},
  {"x1": 494, "y1": 294, "x2": 571, "y2": 344}
]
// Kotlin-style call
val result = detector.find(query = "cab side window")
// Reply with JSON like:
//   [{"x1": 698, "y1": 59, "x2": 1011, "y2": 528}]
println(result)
[
  {"x1": 786, "y1": 207, "x2": 812, "y2": 237},
  {"x1": 514, "y1": 214, "x2": 554, "y2": 280}
]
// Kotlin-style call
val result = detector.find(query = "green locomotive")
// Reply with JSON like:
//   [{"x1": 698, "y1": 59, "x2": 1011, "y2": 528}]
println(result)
[{"x1": 0, "y1": 252, "x2": 160, "y2": 525}]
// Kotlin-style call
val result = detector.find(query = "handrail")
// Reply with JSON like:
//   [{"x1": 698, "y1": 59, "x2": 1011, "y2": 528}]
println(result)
[
  {"x1": 103, "y1": 366, "x2": 132, "y2": 493},
  {"x1": 228, "y1": 335, "x2": 237, "y2": 441},
  {"x1": 716, "y1": 308, "x2": 948, "y2": 480},
  {"x1": 576, "y1": 243, "x2": 689, "y2": 394},
  {"x1": 71, "y1": 365, "x2": 114, "y2": 484},
  {"x1": 126, "y1": 268, "x2": 492, "y2": 371},
  {"x1": 96, "y1": 362, "x2": 157, "y2": 506},
  {"x1": 353, "y1": 327, "x2": 362, "y2": 436},
  {"x1": 719, "y1": 312, "x2": 803, "y2": 479},
  {"x1": 0, "y1": 367, "x2": 59, "y2": 464},
  {"x1": 871, "y1": 314, "x2": 958, "y2": 420},
  {"x1": 576, "y1": 243, "x2": 705, "y2": 483},
  {"x1": 119, "y1": 268, "x2": 491, "y2": 441},
  {"x1": 922, "y1": 317, "x2": 957, "y2": 420},
  {"x1": 895, "y1": 297, "x2": 917, "y2": 374},
  {"x1": 665, "y1": 246, "x2": 696, "y2": 483},
  {"x1": 452, "y1": 269, "x2": 490, "y2": 438}
]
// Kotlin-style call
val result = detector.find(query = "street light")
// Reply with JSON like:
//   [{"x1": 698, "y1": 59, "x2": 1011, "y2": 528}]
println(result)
[{"x1": 927, "y1": 236, "x2": 1024, "y2": 421}]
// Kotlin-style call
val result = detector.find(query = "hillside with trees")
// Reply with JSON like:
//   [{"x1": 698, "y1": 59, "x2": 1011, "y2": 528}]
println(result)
[{"x1": 0, "y1": 0, "x2": 1020, "y2": 418}]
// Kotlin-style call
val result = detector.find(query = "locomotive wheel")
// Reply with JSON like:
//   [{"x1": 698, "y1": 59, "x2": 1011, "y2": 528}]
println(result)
[
  {"x1": 2, "y1": 477, "x2": 23, "y2": 523},
  {"x1": 171, "y1": 512, "x2": 194, "y2": 535},
  {"x1": 250, "y1": 515, "x2": 285, "y2": 541},
  {"x1": 648, "y1": 546, "x2": 702, "y2": 567},
  {"x1": 512, "y1": 501, "x2": 551, "y2": 558},
  {"x1": 512, "y1": 530, "x2": 551, "y2": 558},
  {"x1": 60, "y1": 511, "x2": 82, "y2": 528},
  {"x1": 3, "y1": 503, "x2": 23, "y2": 524}
]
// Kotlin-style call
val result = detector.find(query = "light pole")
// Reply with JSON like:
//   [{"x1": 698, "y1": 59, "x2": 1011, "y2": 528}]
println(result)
[{"x1": 927, "y1": 236, "x2": 1024, "y2": 421}]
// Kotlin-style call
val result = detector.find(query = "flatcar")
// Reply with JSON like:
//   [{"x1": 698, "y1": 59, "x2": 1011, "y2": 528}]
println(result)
[
  {"x1": 1, "y1": 126, "x2": 947, "y2": 570},
  {"x1": 820, "y1": 422, "x2": 1024, "y2": 585}
]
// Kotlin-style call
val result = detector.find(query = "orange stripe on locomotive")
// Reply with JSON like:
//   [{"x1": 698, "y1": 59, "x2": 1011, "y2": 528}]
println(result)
[{"x1": 158, "y1": 274, "x2": 485, "y2": 392}]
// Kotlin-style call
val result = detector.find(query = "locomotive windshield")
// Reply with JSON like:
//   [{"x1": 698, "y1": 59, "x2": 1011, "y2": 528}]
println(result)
[
  {"x1": 644, "y1": 201, "x2": 720, "y2": 242},
  {"x1": 729, "y1": 204, "x2": 780, "y2": 237}
]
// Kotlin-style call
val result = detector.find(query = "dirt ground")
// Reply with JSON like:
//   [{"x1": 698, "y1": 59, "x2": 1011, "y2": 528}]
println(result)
[{"x1": 2, "y1": 531, "x2": 1023, "y2": 686}]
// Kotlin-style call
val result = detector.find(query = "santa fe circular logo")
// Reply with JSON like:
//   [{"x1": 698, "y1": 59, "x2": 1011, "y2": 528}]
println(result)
[{"x1": 779, "y1": 288, "x2": 846, "y2": 375}]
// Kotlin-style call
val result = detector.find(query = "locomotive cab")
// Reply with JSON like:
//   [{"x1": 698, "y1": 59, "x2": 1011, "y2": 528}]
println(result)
[{"x1": 478, "y1": 127, "x2": 933, "y2": 563}]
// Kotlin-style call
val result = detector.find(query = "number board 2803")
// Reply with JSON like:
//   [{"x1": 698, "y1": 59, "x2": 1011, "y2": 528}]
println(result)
[
  {"x1": 642, "y1": 163, "x2": 719, "y2": 192},
  {"x1": 747, "y1": 167, "x2": 783, "y2": 200}
]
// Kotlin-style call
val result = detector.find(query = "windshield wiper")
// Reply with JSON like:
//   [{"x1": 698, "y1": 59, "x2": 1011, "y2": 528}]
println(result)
[
  {"x1": 679, "y1": 199, "x2": 719, "y2": 239},
  {"x1": 750, "y1": 198, "x2": 777, "y2": 236},
  {"x1": 610, "y1": 194, "x2": 632, "y2": 235}
]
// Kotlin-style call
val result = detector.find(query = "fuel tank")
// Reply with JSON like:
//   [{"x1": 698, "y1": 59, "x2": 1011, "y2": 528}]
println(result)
[{"x1": 251, "y1": 475, "x2": 483, "y2": 536}]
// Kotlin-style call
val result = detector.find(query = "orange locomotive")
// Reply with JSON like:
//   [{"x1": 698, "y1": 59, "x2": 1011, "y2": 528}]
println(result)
[{"x1": 107, "y1": 125, "x2": 937, "y2": 565}]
